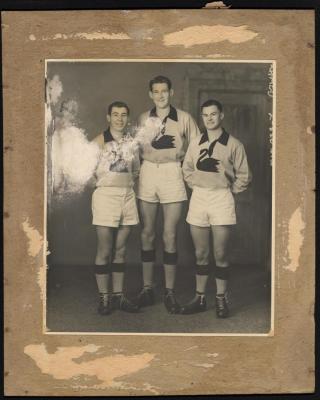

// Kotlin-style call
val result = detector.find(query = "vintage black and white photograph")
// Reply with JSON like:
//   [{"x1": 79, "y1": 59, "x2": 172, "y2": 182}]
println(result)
[{"x1": 45, "y1": 60, "x2": 274, "y2": 335}]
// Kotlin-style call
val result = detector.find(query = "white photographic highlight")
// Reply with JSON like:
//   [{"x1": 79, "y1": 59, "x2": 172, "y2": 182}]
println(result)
[
  {"x1": 52, "y1": 125, "x2": 100, "y2": 195},
  {"x1": 134, "y1": 116, "x2": 163, "y2": 144}
]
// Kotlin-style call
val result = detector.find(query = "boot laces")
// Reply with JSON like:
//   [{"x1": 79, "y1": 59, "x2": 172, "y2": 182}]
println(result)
[
  {"x1": 216, "y1": 293, "x2": 229, "y2": 309},
  {"x1": 99, "y1": 293, "x2": 110, "y2": 306}
]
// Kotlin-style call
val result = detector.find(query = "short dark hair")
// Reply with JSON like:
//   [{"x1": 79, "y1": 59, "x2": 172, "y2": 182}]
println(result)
[
  {"x1": 149, "y1": 75, "x2": 172, "y2": 91},
  {"x1": 107, "y1": 101, "x2": 130, "y2": 115},
  {"x1": 201, "y1": 99, "x2": 223, "y2": 113}
]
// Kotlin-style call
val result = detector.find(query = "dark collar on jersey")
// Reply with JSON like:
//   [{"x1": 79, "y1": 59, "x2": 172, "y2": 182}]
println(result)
[
  {"x1": 199, "y1": 128, "x2": 229, "y2": 146},
  {"x1": 103, "y1": 128, "x2": 114, "y2": 143},
  {"x1": 149, "y1": 105, "x2": 178, "y2": 122}
]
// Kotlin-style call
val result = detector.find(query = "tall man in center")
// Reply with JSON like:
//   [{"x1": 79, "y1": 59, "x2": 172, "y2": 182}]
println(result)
[{"x1": 137, "y1": 75, "x2": 200, "y2": 313}]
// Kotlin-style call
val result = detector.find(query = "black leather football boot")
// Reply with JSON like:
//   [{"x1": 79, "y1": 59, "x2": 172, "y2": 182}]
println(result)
[
  {"x1": 137, "y1": 287, "x2": 155, "y2": 307},
  {"x1": 113, "y1": 294, "x2": 140, "y2": 313},
  {"x1": 215, "y1": 294, "x2": 229, "y2": 318},
  {"x1": 164, "y1": 289, "x2": 181, "y2": 314},
  {"x1": 98, "y1": 293, "x2": 113, "y2": 316},
  {"x1": 180, "y1": 295, "x2": 207, "y2": 314}
]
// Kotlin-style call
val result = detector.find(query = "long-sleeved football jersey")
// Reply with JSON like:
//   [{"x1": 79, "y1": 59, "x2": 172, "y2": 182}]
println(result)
[
  {"x1": 182, "y1": 128, "x2": 252, "y2": 193},
  {"x1": 94, "y1": 128, "x2": 140, "y2": 188},
  {"x1": 138, "y1": 105, "x2": 200, "y2": 163}
]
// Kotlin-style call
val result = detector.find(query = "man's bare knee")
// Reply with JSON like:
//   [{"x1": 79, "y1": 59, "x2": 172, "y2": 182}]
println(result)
[
  {"x1": 163, "y1": 231, "x2": 176, "y2": 252},
  {"x1": 95, "y1": 248, "x2": 112, "y2": 265},
  {"x1": 195, "y1": 248, "x2": 209, "y2": 265},
  {"x1": 141, "y1": 228, "x2": 155, "y2": 249},
  {"x1": 113, "y1": 245, "x2": 126, "y2": 263},
  {"x1": 214, "y1": 249, "x2": 228, "y2": 266}
]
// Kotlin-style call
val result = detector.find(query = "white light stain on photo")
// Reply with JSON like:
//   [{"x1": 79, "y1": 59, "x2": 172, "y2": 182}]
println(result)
[
  {"x1": 46, "y1": 77, "x2": 100, "y2": 196},
  {"x1": 52, "y1": 123, "x2": 100, "y2": 195},
  {"x1": 47, "y1": 75, "x2": 163, "y2": 199}
]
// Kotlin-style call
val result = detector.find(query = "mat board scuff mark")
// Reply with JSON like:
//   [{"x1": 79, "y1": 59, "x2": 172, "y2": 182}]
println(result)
[
  {"x1": 184, "y1": 345, "x2": 198, "y2": 351},
  {"x1": 307, "y1": 125, "x2": 315, "y2": 135},
  {"x1": 24, "y1": 343, "x2": 155, "y2": 390},
  {"x1": 207, "y1": 353, "x2": 219, "y2": 357},
  {"x1": 38, "y1": 262, "x2": 47, "y2": 301},
  {"x1": 192, "y1": 363, "x2": 215, "y2": 368},
  {"x1": 21, "y1": 218, "x2": 47, "y2": 299},
  {"x1": 110, "y1": 381, "x2": 160, "y2": 395},
  {"x1": 163, "y1": 25, "x2": 258, "y2": 47},
  {"x1": 22, "y1": 218, "x2": 43, "y2": 258},
  {"x1": 29, "y1": 32, "x2": 131, "y2": 41},
  {"x1": 184, "y1": 53, "x2": 232, "y2": 58},
  {"x1": 206, "y1": 53, "x2": 232, "y2": 58},
  {"x1": 283, "y1": 207, "x2": 305, "y2": 272}
]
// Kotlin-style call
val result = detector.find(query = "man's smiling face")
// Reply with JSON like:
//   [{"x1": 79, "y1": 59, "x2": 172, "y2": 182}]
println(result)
[
  {"x1": 149, "y1": 82, "x2": 173, "y2": 109},
  {"x1": 107, "y1": 106, "x2": 128, "y2": 133},
  {"x1": 201, "y1": 105, "x2": 224, "y2": 131}
]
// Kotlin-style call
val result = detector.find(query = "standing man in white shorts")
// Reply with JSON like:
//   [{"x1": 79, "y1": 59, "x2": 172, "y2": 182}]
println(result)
[
  {"x1": 181, "y1": 99, "x2": 252, "y2": 317},
  {"x1": 137, "y1": 75, "x2": 200, "y2": 313},
  {"x1": 92, "y1": 101, "x2": 140, "y2": 315}
]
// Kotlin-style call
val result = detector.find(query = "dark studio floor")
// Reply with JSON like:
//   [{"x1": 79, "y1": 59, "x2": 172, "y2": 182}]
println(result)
[{"x1": 46, "y1": 262, "x2": 271, "y2": 335}]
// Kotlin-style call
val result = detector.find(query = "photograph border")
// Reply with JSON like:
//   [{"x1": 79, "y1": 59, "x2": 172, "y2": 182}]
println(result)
[{"x1": 44, "y1": 58, "x2": 276, "y2": 337}]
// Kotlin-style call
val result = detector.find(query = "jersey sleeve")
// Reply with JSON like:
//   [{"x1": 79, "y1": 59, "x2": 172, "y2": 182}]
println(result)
[
  {"x1": 231, "y1": 143, "x2": 252, "y2": 193},
  {"x1": 185, "y1": 113, "x2": 201, "y2": 146},
  {"x1": 182, "y1": 141, "x2": 195, "y2": 189}
]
